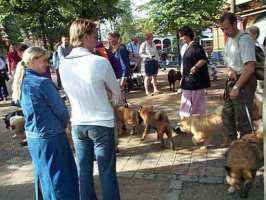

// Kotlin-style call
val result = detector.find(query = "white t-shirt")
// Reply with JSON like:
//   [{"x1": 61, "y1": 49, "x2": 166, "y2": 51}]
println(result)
[
  {"x1": 224, "y1": 31, "x2": 256, "y2": 74},
  {"x1": 139, "y1": 41, "x2": 160, "y2": 61},
  {"x1": 59, "y1": 47, "x2": 121, "y2": 127},
  {"x1": 180, "y1": 43, "x2": 188, "y2": 75}
]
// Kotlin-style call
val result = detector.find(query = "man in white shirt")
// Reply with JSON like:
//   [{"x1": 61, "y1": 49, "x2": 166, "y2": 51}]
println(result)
[
  {"x1": 220, "y1": 12, "x2": 257, "y2": 141},
  {"x1": 59, "y1": 19, "x2": 121, "y2": 200}
]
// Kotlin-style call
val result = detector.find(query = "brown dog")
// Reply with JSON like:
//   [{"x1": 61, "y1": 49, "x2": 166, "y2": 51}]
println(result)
[
  {"x1": 252, "y1": 99, "x2": 262, "y2": 121},
  {"x1": 168, "y1": 69, "x2": 181, "y2": 92},
  {"x1": 115, "y1": 104, "x2": 140, "y2": 135},
  {"x1": 138, "y1": 105, "x2": 174, "y2": 150},
  {"x1": 225, "y1": 132, "x2": 263, "y2": 198},
  {"x1": 177, "y1": 113, "x2": 228, "y2": 147}
]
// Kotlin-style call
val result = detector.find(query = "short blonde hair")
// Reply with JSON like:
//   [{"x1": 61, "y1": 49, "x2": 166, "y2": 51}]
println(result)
[
  {"x1": 69, "y1": 19, "x2": 97, "y2": 47},
  {"x1": 12, "y1": 47, "x2": 48, "y2": 103},
  {"x1": 144, "y1": 32, "x2": 153, "y2": 41}
]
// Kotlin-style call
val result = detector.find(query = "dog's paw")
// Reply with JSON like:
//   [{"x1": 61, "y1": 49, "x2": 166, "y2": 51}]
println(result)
[
  {"x1": 200, "y1": 146, "x2": 208, "y2": 150},
  {"x1": 227, "y1": 186, "x2": 236, "y2": 194},
  {"x1": 170, "y1": 142, "x2": 175, "y2": 151}
]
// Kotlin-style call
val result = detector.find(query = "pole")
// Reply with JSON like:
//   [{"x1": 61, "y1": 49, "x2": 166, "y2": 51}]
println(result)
[{"x1": 230, "y1": 0, "x2": 235, "y2": 13}]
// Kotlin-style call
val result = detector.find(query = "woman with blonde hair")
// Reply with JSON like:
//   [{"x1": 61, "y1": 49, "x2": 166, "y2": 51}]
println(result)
[
  {"x1": 12, "y1": 47, "x2": 79, "y2": 200},
  {"x1": 139, "y1": 32, "x2": 160, "y2": 96}
]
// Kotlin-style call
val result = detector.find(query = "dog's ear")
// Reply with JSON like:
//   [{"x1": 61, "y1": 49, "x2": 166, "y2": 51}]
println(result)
[{"x1": 225, "y1": 166, "x2": 231, "y2": 174}]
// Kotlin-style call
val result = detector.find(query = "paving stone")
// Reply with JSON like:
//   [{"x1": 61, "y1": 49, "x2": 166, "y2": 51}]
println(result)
[
  {"x1": 205, "y1": 167, "x2": 224, "y2": 177},
  {"x1": 172, "y1": 165, "x2": 189, "y2": 175},
  {"x1": 187, "y1": 166, "x2": 206, "y2": 176},
  {"x1": 199, "y1": 176, "x2": 224, "y2": 184},
  {"x1": 178, "y1": 175, "x2": 198, "y2": 183},
  {"x1": 142, "y1": 173, "x2": 156, "y2": 180},
  {"x1": 156, "y1": 173, "x2": 176, "y2": 181},
  {"x1": 174, "y1": 159, "x2": 191, "y2": 165},
  {"x1": 169, "y1": 180, "x2": 183, "y2": 190},
  {"x1": 123, "y1": 158, "x2": 144, "y2": 171},
  {"x1": 134, "y1": 172, "x2": 145, "y2": 179},
  {"x1": 116, "y1": 157, "x2": 130, "y2": 172},
  {"x1": 117, "y1": 171, "x2": 135, "y2": 178},
  {"x1": 206, "y1": 159, "x2": 225, "y2": 167},
  {"x1": 164, "y1": 188, "x2": 182, "y2": 200}
]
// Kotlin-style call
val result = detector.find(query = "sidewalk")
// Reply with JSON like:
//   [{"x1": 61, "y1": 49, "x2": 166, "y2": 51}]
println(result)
[{"x1": 0, "y1": 69, "x2": 263, "y2": 200}]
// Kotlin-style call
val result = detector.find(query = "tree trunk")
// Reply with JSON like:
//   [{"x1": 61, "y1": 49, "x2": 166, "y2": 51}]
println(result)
[
  {"x1": 230, "y1": 0, "x2": 235, "y2": 13},
  {"x1": 38, "y1": 15, "x2": 47, "y2": 49}
]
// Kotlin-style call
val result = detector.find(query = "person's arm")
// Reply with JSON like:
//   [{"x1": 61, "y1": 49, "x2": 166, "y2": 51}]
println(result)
[
  {"x1": 154, "y1": 44, "x2": 160, "y2": 61},
  {"x1": 230, "y1": 36, "x2": 256, "y2": 99},
  {"x1": 104, "y1": 61, "x2": 121, "y2": 105},
  {"x1": 119, "y1": 46, "x2": 130, "y2": 78},
  {"x1": 6, "y1": 54, "x2": 12, "y2": 74},
  {"x1": 40, "y1": 79, "x2": 69, "y2": 123},
  {"x1": 190, "y1": 45, "x2": 208, "y2": 74}
]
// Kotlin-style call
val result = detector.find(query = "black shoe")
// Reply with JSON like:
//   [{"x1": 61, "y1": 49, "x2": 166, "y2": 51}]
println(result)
[{"x1": 20, "y1": 140, "x2": 28, "y2": 146}]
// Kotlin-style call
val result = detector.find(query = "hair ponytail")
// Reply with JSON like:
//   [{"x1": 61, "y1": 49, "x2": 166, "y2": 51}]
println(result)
[
  {"x1": 12, "y1": 47, "x2": 48, "y2": 103},
  {"x1": 12, "y1": 61, "x2": 26, "y2": 103}
]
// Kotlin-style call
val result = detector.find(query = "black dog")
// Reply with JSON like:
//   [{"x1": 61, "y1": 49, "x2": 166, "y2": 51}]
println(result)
[{"x1": 168, "y1": 69, "x2": 182, "y2": 92}]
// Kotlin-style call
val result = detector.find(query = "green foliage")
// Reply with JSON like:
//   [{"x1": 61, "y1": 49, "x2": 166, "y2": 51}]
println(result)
[
  {"x1": 0, "y1": 0, "x2": 123, "y2": 49},
  {"x1": 112, "y1": 0, "x2": 136, "y2": 44},
  {"x1": 140, "y1": 0, "x2": 226, "y2": 34}
]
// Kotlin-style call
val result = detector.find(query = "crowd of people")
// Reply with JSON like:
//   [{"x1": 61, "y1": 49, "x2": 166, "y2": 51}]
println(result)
[{"x1": 0, "y1": 11, "x2": 265, "y2": 200}]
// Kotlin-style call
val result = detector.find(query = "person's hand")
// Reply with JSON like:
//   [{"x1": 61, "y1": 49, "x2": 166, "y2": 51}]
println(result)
[
  {"x1": 120, "y1": 78, "x2": 126, "y2": 89},
  {"x1": 229, "y1": 86, "x2": 240, "y2": 99},
  {"x1": 227, "y1": 69, "x2": 237, "y2": 81},
  {"x1": 190, "y1": 66, "x2": 197, "y2": 75}
]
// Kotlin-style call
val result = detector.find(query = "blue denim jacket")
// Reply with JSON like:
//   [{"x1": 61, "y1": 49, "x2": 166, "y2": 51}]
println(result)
[{"x1": 20, "y1": 69, "x2": 69, "y2": 138}]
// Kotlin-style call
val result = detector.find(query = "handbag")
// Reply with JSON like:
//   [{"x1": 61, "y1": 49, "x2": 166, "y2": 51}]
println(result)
[{"x1": 185, "y1": 73, "x2": 200, "y2": 88}]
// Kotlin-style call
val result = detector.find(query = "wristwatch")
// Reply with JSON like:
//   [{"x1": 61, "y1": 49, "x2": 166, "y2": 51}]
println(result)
[{"x1": 232, "y1": 85, "x2": 239, "y2": 90}]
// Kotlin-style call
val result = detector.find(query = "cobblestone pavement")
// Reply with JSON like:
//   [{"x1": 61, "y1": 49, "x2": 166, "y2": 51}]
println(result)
[{"x1": 0, "y1": 69, "x2": 263, "y2": 200}]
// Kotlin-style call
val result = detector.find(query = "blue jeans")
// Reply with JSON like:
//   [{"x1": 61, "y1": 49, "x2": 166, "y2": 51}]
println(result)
[{"x1": 72, "y1": 125, "x2": 120, "y2": 200}]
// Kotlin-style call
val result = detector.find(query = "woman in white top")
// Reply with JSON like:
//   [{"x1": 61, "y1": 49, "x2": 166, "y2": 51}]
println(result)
[
  {"x1": 59, "y1": 19, "x2": 121, "y2": 200},
  {"x1": 139, "y1": 32, "x2": 160, "y2": 96}
]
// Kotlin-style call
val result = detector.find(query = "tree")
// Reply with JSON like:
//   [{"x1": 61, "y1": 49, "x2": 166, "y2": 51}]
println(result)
[
  {"x1": 140, "y1": 0, "x2": 226, "y2": 34},
  {"x1": 0, "y1": 0, "x2": 123, "y2": 49},
  {"x1": 111, "y1": 0, "x2": 137, "y2": 43}
]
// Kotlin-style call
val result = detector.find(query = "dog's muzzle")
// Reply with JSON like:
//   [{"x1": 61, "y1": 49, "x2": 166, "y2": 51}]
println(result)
[{"x1": 173, "y1": 123, "x2": 181, "y2": 134}]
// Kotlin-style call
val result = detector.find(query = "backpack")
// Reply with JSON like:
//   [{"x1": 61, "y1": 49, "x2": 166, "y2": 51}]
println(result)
[
  {"x1": 254, "y1": 45, "x2": 265, "y2": 80},
  {"x1": 238, "y1": 33, "x2": 265, "y2": 80}
]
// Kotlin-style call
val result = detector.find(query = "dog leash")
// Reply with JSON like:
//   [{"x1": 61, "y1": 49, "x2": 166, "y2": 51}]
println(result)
[
  {"x1": 240, "y1": 89, "x2": 255, "y2": 134},
  {"x1": 244, "y1": 104, "x2": 255, "y2": 134}
]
